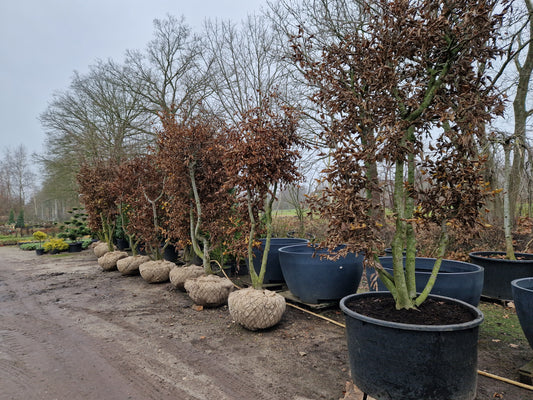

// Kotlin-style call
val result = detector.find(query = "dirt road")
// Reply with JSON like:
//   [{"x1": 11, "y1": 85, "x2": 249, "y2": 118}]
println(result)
[
  {"x1": 1, "y1": 246, "x2": 532, "y2": 400},
  {"x1": 0, "y1": 247, "x2": 350, "y2": 400}
]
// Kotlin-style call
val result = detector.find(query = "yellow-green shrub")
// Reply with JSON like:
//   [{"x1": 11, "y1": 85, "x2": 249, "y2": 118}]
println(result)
[
  {"x1": 33, "y1": 231, "x2": 47, "y2": 242},
  {"x1": 43, "y1": 238, "x2": 69, "y2": 252}
]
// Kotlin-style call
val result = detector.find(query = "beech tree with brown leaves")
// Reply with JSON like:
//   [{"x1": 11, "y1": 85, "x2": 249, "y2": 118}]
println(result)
[
  {"x1": 77, "y1": 162, "x2": 119, "y2": 251},
  {"x1": 293, "y1": 0, "x2": 506, "y2": 310},
  {"x1": 157, "y1": 107, "x2": 231, "y2": 274},
  {"x1": 225, "y1": 93, "x2": 304, "y2": 289},
  {"x1": 114, "y1": 154, "x2": 169, "y2": 259}
]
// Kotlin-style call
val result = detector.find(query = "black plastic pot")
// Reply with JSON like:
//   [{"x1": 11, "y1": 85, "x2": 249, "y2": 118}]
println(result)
[
  {"x1": 247, "y1": 238, "x2": 308, "y2": 284},
  {"x1": 35, "y1": 248, "x2": 45, "y2": 256},
  {"x1": 163, "y1": 244, "x2": 180, "y2": 263},
  {"x1": 340, "y1": 292, "x2": 484, "y2": 400},
  {"x1": 512, "y1": 277, "x2": 533, "y2": 350},
  {"x1": 68, "y1": 242, "x2": 83, "y2": 253},
  {"x1": 368, "y1": 257, "x2": 484, "y2": 306},
  {"x1": 469, "y1": 251, "x2": 533, "y2": 300},
  {"x1": 278, "y1": 244, "x2": 364, "y2": 304},
  {"x1": 115, "y1": 238, "x2": 130, "y2": 251}
]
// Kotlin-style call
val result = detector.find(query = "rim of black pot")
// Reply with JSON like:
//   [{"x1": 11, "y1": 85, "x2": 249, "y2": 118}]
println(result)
[
  {"x1": 469, "y1": 251, "x2": 533, "y2": 262},
  {"x1": 258, "y1": 237, "x2": 309, "y2": 242},
  {"x1": 278, "y1": 243, "x2": 358, "y2": 256},
  {"x1": 378, "y1": 256, "x2": 483, "y2": 276},
  {"x1": 339, "y1": 291, "x2": 484, "y2": 332},
  {"x1": 512, "y1": 277, "x2": 533, "y2": 291}
]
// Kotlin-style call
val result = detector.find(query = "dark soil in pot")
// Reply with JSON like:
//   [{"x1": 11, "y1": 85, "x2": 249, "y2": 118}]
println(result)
[{"x1": 344, "y1": 295, "x2": 477, "y2": 325}]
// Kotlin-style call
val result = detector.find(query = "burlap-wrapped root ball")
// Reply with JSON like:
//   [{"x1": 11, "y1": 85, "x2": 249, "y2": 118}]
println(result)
[
  {"x1": 139, "y1": 260, "x2": 173, "y2": 283},
  {"x1": 184, "y1": 275, "x2": 234, "y2": 307},
  {"x1": 169, "y1": 265, "x2": 205, "y2": 291},
  {"x1": 117, "y1": 255, "x2": 151, "y2": 276},
  {"x1": 228, "y1": 287, "x2": 286, "y2": 330},
  {"x1": 98, "y1": 251, "x2": 128, "y2": 271},
  {"x1": 94, "y1": 242, "x2": 115, "y2": 258}
]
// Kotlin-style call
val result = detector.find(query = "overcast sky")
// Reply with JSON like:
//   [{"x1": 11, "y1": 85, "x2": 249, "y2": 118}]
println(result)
[{"x1": 0, "y1": 0, "x2": 266, "y2": 157}]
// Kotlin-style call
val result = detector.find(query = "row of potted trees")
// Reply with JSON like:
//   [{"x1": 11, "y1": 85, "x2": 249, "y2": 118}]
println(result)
[
  {"x1": 289, "y1": 1, "x2": 532, "y2": 399},
  {"x1": 73, "y1": 2, "x2": 533, "y2": 399},
  {"x1": 77, "y1": 93, "x2": 306, "y2": 331}
]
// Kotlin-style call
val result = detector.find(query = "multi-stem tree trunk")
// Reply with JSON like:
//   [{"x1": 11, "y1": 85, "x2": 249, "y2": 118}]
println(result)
[
  {"x1": 189, "y1": 161, "x2": 213, "y2": 274},
  {"x1": 247, "y1": 184, "x2": 277, "y2": 290}
]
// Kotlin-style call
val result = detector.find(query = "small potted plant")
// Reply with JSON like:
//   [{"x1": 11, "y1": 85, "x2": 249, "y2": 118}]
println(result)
[
  {"x1": 292, "y1": 0, "x2": 504, "y2": 398},
  {"x1": 43, "y1": 238, "x2": 70, "y2": 254},
  {"x1": 33, "y1": 231, "x2": 47, "y2": 255},
  {"x1": 225, "y1": 92, "x2": 304, "y2": 330}
]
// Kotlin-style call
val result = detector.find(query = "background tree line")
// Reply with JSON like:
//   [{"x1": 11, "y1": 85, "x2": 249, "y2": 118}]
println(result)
[{"x1": 7, "y1": 0, "x2": 533, "y2": 231}]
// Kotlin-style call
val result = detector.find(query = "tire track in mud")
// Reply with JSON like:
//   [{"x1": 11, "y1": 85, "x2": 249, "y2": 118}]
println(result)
[
  {"x1": 0, "y1": 247, "x2": 346, "y2": 400},
  {"x1": 0, "y1": 251, "x2": 281, "y2": 400},
  {"x1": 58, "y1": 304, "x2": 278, "y2": 400},
  {"x1": 0, "y1": 328, "x2": 37, "y2": 400},
  {"x1": 0, "y1": 265, "x2": 192, "y2": 399}
]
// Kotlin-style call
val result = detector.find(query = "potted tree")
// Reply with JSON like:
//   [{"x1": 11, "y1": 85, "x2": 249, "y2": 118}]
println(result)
[
  {"x1": 157, "y1": 106, "x2": 234, "y2": 305},
  {"x1": 469, "y1": 135, "x2": 533, "y2": 300},
  {"x1": 77, "y1": 162, "x2": 128, "y2": 270},
  {"x1": 58, "y1": 208, "x2": 91, "y2": 253},
  {"x1": 292, "y1": 0, "x2": 504, "y2": 398},
  {"x1": 77, "y1": 162, "x2": 120, "y2": 253},
  {"x1": 112, "y1": 155, "x2": 169, "y2": 278},
  {"x1": 33, "y1": 230, "x2": 47, "y2": 255},
  {"x1": 225, "y1": 93, "x2": 304, "y2": 330}
]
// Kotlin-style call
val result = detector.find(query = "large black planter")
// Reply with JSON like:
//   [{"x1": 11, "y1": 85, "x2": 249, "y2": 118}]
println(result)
[
  {"x1": 340, "y1": 292, "x2": 484, "y2": 400},
  {"x1": 469, "y1": 251, "x2": 533, "y2": 300},
  {"x1": 278, "y1": 244, "x2": 364, "y2": 304},
  {"x1": 247, "y1": 238, "x2": 308, "y2": 284},
  {"x1": 368, "y1": 257, "x2": 484, "y2": 306},
  {"x1": 512, "y1": 277, "x2": 533, "y2": 349}
]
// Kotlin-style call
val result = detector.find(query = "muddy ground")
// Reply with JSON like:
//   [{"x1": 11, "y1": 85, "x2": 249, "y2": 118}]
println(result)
[{"x1": 0, "y1": 246, "x2": 532, "y2": 400}]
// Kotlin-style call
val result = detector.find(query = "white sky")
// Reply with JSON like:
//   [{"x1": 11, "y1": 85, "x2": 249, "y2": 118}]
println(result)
[{"x1": 0, "y1": 0, "x2": 266, "y2": 156}]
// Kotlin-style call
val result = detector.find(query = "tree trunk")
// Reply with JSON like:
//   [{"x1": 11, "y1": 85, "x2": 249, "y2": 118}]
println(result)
[{"x1": 509, "y1": 0, "x2": 533, "y2": 224}]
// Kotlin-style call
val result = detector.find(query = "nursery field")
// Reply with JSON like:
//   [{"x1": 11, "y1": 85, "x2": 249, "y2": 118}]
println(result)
[{"x1": 0, "y1": 246, "x2": 531, "y2": 400}]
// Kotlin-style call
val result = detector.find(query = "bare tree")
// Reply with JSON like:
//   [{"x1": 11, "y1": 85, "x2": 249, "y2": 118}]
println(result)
[
  {"x1": 1, "y1": 145, "x2": 35, "y2": 212},
  {"x1": 40, "y1": 60, "x2": 152, "y2": 168},
  {"x1": 508, "y1": 0, "x2": 533, "y2": 219},
  {"x1": 483, "y1": 0, "x2": 533, "y2": 223},
  {"x1": 203, "y1": 14, "x2": 292, "y2": 123},
  {"x1": 111, "y1": 14, "x2": 209, "y2": 117}
]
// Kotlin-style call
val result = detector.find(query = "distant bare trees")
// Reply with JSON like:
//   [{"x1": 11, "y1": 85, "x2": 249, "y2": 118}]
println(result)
[
  {"x1": 36, "y1": 15, "x2": 208, "y2": 221},
  {"x1": 0, "y1": 145, "x2": 35, "y2": 221}
]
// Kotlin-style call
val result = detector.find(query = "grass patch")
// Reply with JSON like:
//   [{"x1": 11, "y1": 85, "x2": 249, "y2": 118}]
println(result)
[
  {"x1": 273, "y1": 209, "x2": 299, "y2": 217},
  {"x1": 0, "y1": 235, "x2": 34, "y2": 246},
  {"x1": 478, "y1": 301, "x2": 527, "y2": 346}
]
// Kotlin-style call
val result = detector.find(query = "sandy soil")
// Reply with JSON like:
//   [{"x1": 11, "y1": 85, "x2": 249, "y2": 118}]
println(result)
[{"x1": 0, "y1": 246, "x2": 531, "y2": 400}]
